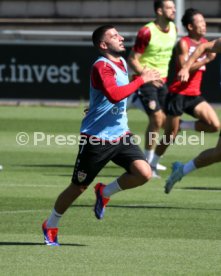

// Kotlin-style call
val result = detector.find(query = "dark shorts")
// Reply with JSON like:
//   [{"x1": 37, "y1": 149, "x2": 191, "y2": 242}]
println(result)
[
  {"x1": 72, "y1": 134, "x2": 147, "y2": 186},
  {"x1": 137, "y1": 83, "x2": 168, "y2": 115},
  {"x1": 165, "y1": 93, "x2": 205, "y2": 117}
]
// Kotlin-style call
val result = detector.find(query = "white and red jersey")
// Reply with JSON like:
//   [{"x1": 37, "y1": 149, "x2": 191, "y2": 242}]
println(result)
[{"x1": 169, "y1": 36, "x2": 208, "y2": 96}]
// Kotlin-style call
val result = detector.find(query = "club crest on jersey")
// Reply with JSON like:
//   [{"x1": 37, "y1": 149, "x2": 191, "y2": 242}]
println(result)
[
  {"x1": 111, "y1": 106, "x2": 119, "y2": 115},
  {"x1": 148, "y1": 100, "x2": 156, "y2": 110},
  {"x1": 77, "y1": 171, "x2": 87, "y2": 182}
]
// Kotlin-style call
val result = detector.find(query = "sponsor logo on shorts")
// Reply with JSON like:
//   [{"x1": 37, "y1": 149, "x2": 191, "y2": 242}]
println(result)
[{"x1": 148, "y1": 100, "x2": 156, "y2": 110}]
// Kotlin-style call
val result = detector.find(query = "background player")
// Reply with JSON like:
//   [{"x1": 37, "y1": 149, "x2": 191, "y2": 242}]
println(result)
[
  {"x1": 150, "y1": 8, "x2": 220, "y2": 175},
  {"x1": 127, "y1": 0, "x2": 177, "y2": 171},
  {"x1": 165, "y1": 36, "x2": 221, "y2": 193}
]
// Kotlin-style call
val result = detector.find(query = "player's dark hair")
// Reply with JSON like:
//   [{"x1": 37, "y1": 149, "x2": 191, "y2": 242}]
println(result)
[
  {"x1": 182, "y1": 8, "x2": 202, "y2": 30},
  {"x1": 92, "y1": 25, "x2": 115, "y2": 49},
  {"x1": 154, "y1": 0, "x2": 174, "y2": 14}
]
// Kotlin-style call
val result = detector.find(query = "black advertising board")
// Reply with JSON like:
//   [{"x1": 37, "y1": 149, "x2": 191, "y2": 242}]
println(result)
[
  {"x1": 0, "y1": 44, "x2": 221, "y2": 103},
  {"x1": 201, "y1": 54, "x2": 221, "y2": 103},
  {"x1": 0, "y1": 44, "x2": 98, "y2": 100}
]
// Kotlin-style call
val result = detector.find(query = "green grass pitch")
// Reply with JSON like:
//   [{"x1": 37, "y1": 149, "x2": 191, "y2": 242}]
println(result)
[{"x1": 0, "y1": 105, "x2": 221, "y2": 275}]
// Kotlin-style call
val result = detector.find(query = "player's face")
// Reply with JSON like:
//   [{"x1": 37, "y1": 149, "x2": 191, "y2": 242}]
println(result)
[
  {"x1": 190, "y1": 14, "x2": 207, "y2": 37},
  {"x1": 161, "y1": 1, "x2": 176, "y2": 22},
  {"x1": 101, "y1": 28, "x2": 126, "y2": 56}
]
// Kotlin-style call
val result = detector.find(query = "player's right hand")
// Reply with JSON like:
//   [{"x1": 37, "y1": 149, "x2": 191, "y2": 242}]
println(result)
[
  {"x1": 177, "y1": 67, "x2": 190, "y2": 82},
  {"x1": 141, "y1": 67, "x2": 162, "y2": 85}
]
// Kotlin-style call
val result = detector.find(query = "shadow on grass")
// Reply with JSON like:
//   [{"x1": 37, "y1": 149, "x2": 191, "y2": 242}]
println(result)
[
  {"x1": 17, "y1": 164, "x2": 118, "y2": 169},
  {"x1": 182, "y1": 187, "x2": 221, "y2": 191},
  {"x1": 71, "y1": 204, "x2": 221, "y2": 212},
  {"x1": 44, "y1": 174, "x2": 119, "y2": 178},
  {"x1": 0, "y1": 241, "x2": 86, "y2": 247},
  {"x1": 16, "y1": 164, "x2": 73, "y2": 168},
  {"x1": 16, "y1": 164, "x2": 119, "y2": 178}
]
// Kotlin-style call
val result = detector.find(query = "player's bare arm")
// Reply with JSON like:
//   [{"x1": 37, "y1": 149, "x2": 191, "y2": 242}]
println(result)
[
  {"x1": 128, "y1": 51, "x2": 163, "y2": 87},
  {"x1": 176, "y1": 40, "x2": 193, "y2": 82},
  {"x1": 127, "y1": 50, "x2": 144, "y2": 75},
  {"x1": 176, "y1": 39, "x2": 190, "y2": 68},
  {"x1": 178, "y1": 39, "x2": 216, "y2": 75},
  {"x1": 178, "y1": 40, "x2": 216, "y2": 82}
]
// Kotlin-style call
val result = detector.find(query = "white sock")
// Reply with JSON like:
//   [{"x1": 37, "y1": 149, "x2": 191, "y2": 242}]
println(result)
[
  {"x1": 46, "y1": 208, "x2": 62, "y2": 228},
  {"x1": 103, "y1": 179, "x2": 122, "y2": 198},
  {"x1": 144, "y1": 149, "x2": 154, "y2": 163},
  {"x1": 180, "y1": 120, "x2": 195, "y2": 130},
  {"x1": 183, "y1": 160, "x2": 196, "y2": 175},
  {"x1": 150, "y1": 153, "x2": 161, "y2": 168}
]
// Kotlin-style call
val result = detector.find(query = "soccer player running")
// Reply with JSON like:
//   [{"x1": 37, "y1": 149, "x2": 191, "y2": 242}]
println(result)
[
  {"x1": 150, "y1": 8, "x2": 220, "y2": 176},
  {"x1": 127, "y1": 0, "x2": 177, "y2": 173},
  {"x1": 42, "y1": 25, "x2": 162, "y2": 246},
  {"x1": 165, "y1": 37, "x2": 221, "y2": 193}
]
